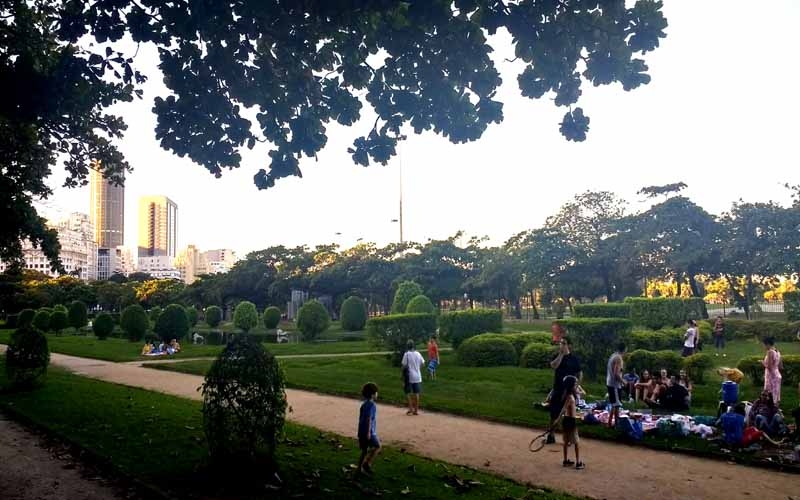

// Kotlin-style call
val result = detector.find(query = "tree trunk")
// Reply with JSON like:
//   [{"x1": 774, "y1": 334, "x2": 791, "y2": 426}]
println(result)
[
  {"x1": 513, "y1": 297, "x2": 522, "y2": 319},
  {"x1": 688, "y1": 272, "x2": 701, "y2": 297},
  {"x1": 530, "y1": 290, "x2": 540, "y2": 319},
  {"x1": 744, "y1": 275, "x2": 754, "y2": 320},
  {"x1": 676, "y1": 273, "x2": 683, "y2": 297}
]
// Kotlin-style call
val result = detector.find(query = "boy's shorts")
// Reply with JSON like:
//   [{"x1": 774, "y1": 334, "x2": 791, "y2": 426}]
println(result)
[
  {"x1": 428, "y1": 359, "x2": 439, "y2": 372},
  {"x1": 607, "y1": 386, "x2": 622, "y2": 407},
  {"x1": 404, "y1": 382, "x2": 421, "y2": 394},
  {"x1": 359, "y1": 435, "x2": 380, "y2": 450}
]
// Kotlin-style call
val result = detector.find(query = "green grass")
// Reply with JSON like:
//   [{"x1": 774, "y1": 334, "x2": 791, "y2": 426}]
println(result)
[
  {"x1": 707, "y1": 336, "x2": 800, "y2": 366},
  {"x1": 0, "y1": 362, "x2": 578, "y2": 500}
]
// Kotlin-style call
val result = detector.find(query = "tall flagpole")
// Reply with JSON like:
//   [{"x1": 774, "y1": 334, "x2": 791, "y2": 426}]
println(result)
[{"x1": 399, "y1": 149, "x2": 404, "y2": 244}]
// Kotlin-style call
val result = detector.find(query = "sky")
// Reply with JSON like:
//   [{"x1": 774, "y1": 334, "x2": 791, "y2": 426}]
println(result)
[{"x1": 40, "y1": 0, "x2": 800, "y2": 258}]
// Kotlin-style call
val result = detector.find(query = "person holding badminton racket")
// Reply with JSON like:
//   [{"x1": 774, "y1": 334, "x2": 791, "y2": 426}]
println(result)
[
  {"x1": 553, "y1": 375, "x2": 584, "y2": 469},
  {"x1": 546, "y1": 337, "x2": 582, "y2": 444}
]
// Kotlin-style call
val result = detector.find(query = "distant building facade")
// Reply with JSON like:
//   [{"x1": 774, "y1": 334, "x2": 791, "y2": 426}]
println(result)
[
  {"x1": 89, "y1": 167, "x2": 125, "y2": 248},
  {"x1": 137, "y1": 255, "x2": 181, "y2": 280},
  {"x1": 175, "y1": 246, "x2": 238, "y2": 284},
  {"x1": 138, "y1": 195, "x2": 178, "y2": 259},
  {"x1": 97, "y1": 246, "x2": 134, "y2": 280}
]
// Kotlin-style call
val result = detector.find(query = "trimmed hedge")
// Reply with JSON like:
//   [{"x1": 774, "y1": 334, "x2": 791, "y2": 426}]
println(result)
[
  {"x1": 719, "y1": 319, "x2": 800, "y2": 342},
  {"x1": 391, "y1": 281, "x2": 424, "y2": 314},
  {"x1": 296, "y1": 300, "x2": 331, "y2": 340},
  {"x1": 185, "y1": 306, "x2": 199, "y2": 327},
  {"x1": 205, "y1": 306, "x2": 223, "y2": 328},
  {"x1": 5, "y1": 325, "x2": 50, "y2": 389},
  {"x1": 554, "y1": 318, "x2": 633, "y2": 377},
  {"x1": 121, "y1": 305, "x2": 149, "y2": 342},
  {"x1": 406, "y1": 295, "x2": 436, "y2": 315},
  {"x1": 624, "y1": 297, "x2": 708, "y2": 329},
  {"x1": 49, "y1": 310, "x2": 68, "y2": 334},
  {"x1": 93, "y1": 313, "x2": 115, "y2": 340},
  {"x1": 340, "y1": 296, "x2": 367, "y2": 332},
  {"x1": 683, "y1": 297, "x2": 709, "y2": 320},
  {"x1": 628, "y1": 329, "x2": 683, "y2": 351},
  {"x1": 233, "y1": 301, "x2": 259, "y2": 333},
  {"x1": 263, "y1": 306, "x2": 282, "y2": 329},
  {"x1": 207, "y1": 330, "x2": 225, "y2": 345},
  {"x1": 18, "y1": 309, "x2": 36, "y2": 328},
  {"x1": 438, "y1": 309, "x2": 503, "y2": 348},
  {"x1": 573, "y1": 303, "x2": 631, "y2": 318},
  {"x1": 737, "y1": 354, "x2": 800, "y2": 386},
  {"x1": 66, "y1": 301, "x2": 87, "y2": 330},
  {"x1": 683, "y1": 353, "x2": 713, "y2": 383},
  {"x1": 520, "y1": 343, "x2": 559, "y2": 369},
  {"x1": 33, "y1": 310, "x2": 51, "y2": 331},
  {"x1": 155, "y1": 304, "x2": 190, "y2": 341},
  {"x1": 479, "y1": 332, "x2": 551, "y2": 357},
  {"x1": 457, "y1": 336, "x2": 518, "y2": 367},
  {"x1": 624, "y1": 349, "x2": 683, "y2": 376},
  {"x1": 785, "y1": 291, "x2": 800, "y2": 321},
  {"x1": 366, "y1": 313, "x2": 436, "y2": 365}
]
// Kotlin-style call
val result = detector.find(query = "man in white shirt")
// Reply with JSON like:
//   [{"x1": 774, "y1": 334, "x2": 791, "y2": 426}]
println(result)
[{"x1": 401, "y1": 340, "x2": 426, "y2": 415}]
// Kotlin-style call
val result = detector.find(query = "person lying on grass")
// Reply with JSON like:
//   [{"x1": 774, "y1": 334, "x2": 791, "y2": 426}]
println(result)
[{"x1": 357, "y1": 382, "x2": 381, "y2": 475}]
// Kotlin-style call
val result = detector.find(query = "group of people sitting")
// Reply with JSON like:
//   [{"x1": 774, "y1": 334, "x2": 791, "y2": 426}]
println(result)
[
  {"x1": 141, "y1": 338, "x2": 181, "y2": 356},
  {"x1": 621, "y1": 368, "x2": 694, "y2": 411}
]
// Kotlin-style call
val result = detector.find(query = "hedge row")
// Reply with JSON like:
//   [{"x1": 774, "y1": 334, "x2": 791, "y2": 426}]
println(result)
[
  {"x1": 624, "y1": 350, "x2": 714, "y2": 383},
  {"x1": 573, "y1": 303, "x2": 631, "y2": 318},
  {"x1": 624, "y1": 297, "x2": 708, "y2": 329},
  {"x1": 438, "y1": 309, "x2": 503, "y2": 348},
  {"x1": 475, "y1": 332, "x2": 551, "y2": 358},
  {"x1": 366, "y1": 313, "x2": 437, "y2": 365},
  {"x1": 716, "y1": 319, "x2": 800, "y2": 342},
  {"x1": 456, "y1": 336, "x2": 518, "y2": 367},
  {"x1": 519, "y1": 343, "x2": 559, "y2": 369},
  {"x1": 736, "y1": 354, "x2": 800, "y2": 386},
  {"x1": 554, "y1": 318, "x2": 632, "y2": 377}
]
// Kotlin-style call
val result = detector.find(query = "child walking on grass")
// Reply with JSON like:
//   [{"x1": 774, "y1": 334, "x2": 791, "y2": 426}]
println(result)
[
  {"x1": 357, "y1": 382, "x2": 381, "y2": 474},
  {"x1": 427, "y1": 334, "x2": 440, "y2": 380},
  {"x1": 553, "y1": 375, "x2": 584, "y2": 470}
]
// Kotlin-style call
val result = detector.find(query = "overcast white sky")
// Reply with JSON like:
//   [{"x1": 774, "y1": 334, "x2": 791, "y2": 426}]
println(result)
[{"x1": 41, "y1": 0, "x2": 800, "y2": 257}]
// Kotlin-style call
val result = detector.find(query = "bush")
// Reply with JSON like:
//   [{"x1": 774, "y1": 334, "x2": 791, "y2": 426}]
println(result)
[
  {"x1": 479, "y1": 332, "x2": 551, "y2": 357},
  {"x1": 438, "y1": 309, "x2": 503, "y2": 348},
  {"x1": 785, "y1": 291, "x2": 800, "y2": 321},
  {"x1": 53, "y1": 304, "x2": 68, "y2": 315},
  {"x1": 628, "y1": 329, "x2": 684, "y2": 351},
  {"x1": 683, "y1": 353, "x2": 713, "y2": 383},
  {"x1": 92, "y1": 313, "x2": 115, "y2": 340},
  {"x1": 624, "y1": 349, "x2": 683, "y2": 376},
  {"x1": 391, "y1": 281, "x2": 424, "y2": 314},
  {"x1": 233, "y1": 301, "x2": 259, "y2": 333},
  {"x1": 624, "y1": 297, "x2": 685, "y2": 330},
  {"x1": 554, "y1": 318, "x2": 633, "y2": 377},
  {"x1": 573, "y1": 303, "x2": 631, "y2": 318},
  {"x1": 457, "y1": 336, "x2": 518, "y2": 367},
  {"x1": 721, "y1": 319, "x2": 800, "y2": 342},
  {"x1": 205, "y1": 306, "x2": 223, "y2": 328},
  {"x1": 340, "y1": 296, "x2": 368, "y2": 332},
  {"x1": 737, "y1": 354, "x2": 800, "y2": 386},
  {"x1": 18, "y1": 308, "x2": 36, "y2": 328},
  {"x1": 202, "y1": 335, "x2": 287, "y2": 470},
  {"x1": 520, "y1": 343, "x2": 560, "y2": 369},
  {"x1": 121, "y1": 305, "x2": 149, "y2": 342},
  {"x1": 155, "y1": 304, "x2": 190, "y2": 341},
  {"x1": 366, "y1": 313, "x2": 437, "y2": 365},
  {"x1": 5, "y1": 314, "x2": 18, "y2": 329},
  {"x1": 263, "y1": 306, "x2": 282, "y2": 329},
  {"x1": 49, "y1": 311, "x2": 68, "y2": 335},
  {"x1": 207, "y1": 330, "x2": 225, "y2": 345},
  {"x1": 5, "y1": 325, "x2": 50, "y2": 389},
  {"x1": 32, "y1": 310, "x2": 51, "y2": 332},
  {"x1": 296, "y1": 300, "x2": 330, "y2": 340},
  {"x1": 67, "y1": 301, "x2": 88, "y2": 330},
  {"x1": 406, "y1": 294, "x2": 436, "y2": 315},
  {"x1": 149, "y1": 306, "x2": 163, "y2": 325},
  {"x1": 185, "y1": 306, "x2": 199, "y2": 327}
]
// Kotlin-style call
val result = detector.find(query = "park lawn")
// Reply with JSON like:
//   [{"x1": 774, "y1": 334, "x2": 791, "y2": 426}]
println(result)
[
  {"x1": 708, "y1": 336, "x2": 800, "y2": 367},
  {"x1": 0, "y1": 363, "x2": 578, "y2": 500}
]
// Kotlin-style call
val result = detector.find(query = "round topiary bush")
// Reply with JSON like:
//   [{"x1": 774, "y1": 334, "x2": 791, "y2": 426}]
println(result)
[
  {"x1": 406, "y1": 294, "x2": 436, "y2": 315},
  {"x1": 520, "y1": 342, "x2": 559, "y2": 369},
  {"x1": 155, "y1": 304, "x2": 190, "y2": 341},
  {"x1": 233, "y1": 301, "x2": 258, "y2": 333},
  {"x1": 457, "y1": 336, "x2": 518, "y2": 367},
  {"x1": 49, "y1": 310, "x2": 68, "y2": 335},
  {"x1": 205, "y1": 306, "x2": 223, "y2": 328},
  {"x1": 18, "y1": 308, "x2": 36, "y2": 328},
  {"x1": 340, "y1": 296, "x2": 367, "y2": 332},
  {"x1": 149, "y1": 306, "x2": 163, "y2": 325},
  {"x1": 67, "y1": 301, "x2": 88, "y2": 330},
  {"x1": 5, "y1": 324, "x2": 50, "y2": 389},
  {"x1": 263, "y1": 306, "x2": 281, "y2": 329},
  {"x1": 53, "y1": 304, "x2": 68, "y2": 315},
  {"x1": 202, "y1": 335, "x2": 287, "y2": 471},
  {"x1": 297, "y1": 300, "x2": 330, "y2": 340},
  {"x1": 683, "y1": 353, "x2": 713, "y2": 383},
  {"x1": 92, "y1": 313, "x2": 115, "y2": 340},
  {"x1": 32, "y1": 310, "x2": 51, "y2": 332},
  {"x1": 185, "y1": 306, "x2": 199, "y2": 327},
  {"x1": 391, "y1": 281, "x2": 424, "y2": 314},
  {"x1": 121, "y1": 304, "x2": 149, "y2": 342}
]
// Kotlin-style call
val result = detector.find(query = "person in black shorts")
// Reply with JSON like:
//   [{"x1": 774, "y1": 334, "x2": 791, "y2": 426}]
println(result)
[
  {"x1": 553, "y1": 375, "x2": 584, "y2": 469},
  {"x1": 547, "y1": 337, "x2": 582, "y2": 443}
]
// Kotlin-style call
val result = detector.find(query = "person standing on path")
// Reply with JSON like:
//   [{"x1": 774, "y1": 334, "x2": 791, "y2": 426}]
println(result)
[
  {"x1": 606, "y1": 343, "x2": 626, "y2": 429},
  {"x1": 547, "y1": 337, "x2": 582, "y2": 444},
  {"x1": 401, "y1": 340, "x2": 425, "y2": 415},
  {"x1": 761, "y1": 337, "x2": 782, "y2": 405},
  {"x1": 713, "y1": 316, "x2": 726, "y2": 357},
  {"x1": 552, "y1": 375, "x2": 585, "y2": 470},
  {"x1": 682, "y1": 320, "x2": 697, "y2": 357}
]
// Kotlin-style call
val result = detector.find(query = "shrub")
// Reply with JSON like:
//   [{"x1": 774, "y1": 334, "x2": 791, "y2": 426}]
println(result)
[
  {"x1": 185, "y1": 306, "x2": 199, "y2": 327},
  {"x1": 573, "y1": 303, "x2": 631, "y2": 318},
  {"x1": 205, "y1": 306, "x2": 223, "y2": 328},
  {"x1": 554, "y1": 318, "x2": 633, "y2": 377},
  {"x1": 53, "y1": 304, "x2": 68, "y2": 315},
  {"x1": 92, "y1": 313, "x2": 115, "y2": 340},
  {"x1": 5, "y1": 325, "x2": 50, "y2": 389},
  {"x1": 457, "y1": 336, "x2": 518, "y2": 367},
  {"x1": 296, "y1": 300, "x2": 330, "y2": 340},
  {"x1": 785, "y1": 291, "x2": 800, "y2": 321},
  {"x1": 438, "y1": 309, "x2": 503, "y2": 348},
  {"x1": 737, "y1": 354, "x2": 800, "y2": 386},
  {"x1": 32, "y1": 310, "x2": 51, "y2": 331},
  {"x1": 683, "y1": 353, "x2": 713, "y2": 383},
  {"x1": 155, "y1": 304, "x2": 190, "y2": 341},
  {"x1": 366, "y1": 313, "x2": 437, "y2": 365},
  {"x1": 149, "y1": 306, "x2": 163, "y2": 325},
  {"x1": 479, "y1": 332, "x2": 551, "y2": 357},
  {"x1": 406, "y1": 294, "x2": 436, "y2": 315},
  {"x1": 340, "y1": 296, "x2": 368, "y2": 332},
  {"x1": 5, "y1": 314, "x2": 18, "y2": 329},
  {"x1": 391, "y1": 281, "x2": 424, "y2": 314},
  {"x1": 624, "y1": 349, "x2": 682, "y2": 376},
  {"x1": 721, "y1": 319, "x2": 800, "y2": 342},
  {"x1": 263, "y1": 306, "x2": 282, "y2": 329},
  {"x1": 121, "y1": 305, "x2": 149, "y2": 342},
  {"x1": 49, "y1": 311, "x2": 68, "y2": 335},
  {"x1": 233, "y1": 301, "x2": 259, "y2": 333},
  {"x1": 202, "y1": 335, "x2": 287, "y2": 470},
  {"x1": 520, "y1": 343, "x2": 560, "y2": 369},
  {"x1": 67, "y1": 301, "x2": 88, "y2": 330},
  {"x1": 18, "y1": 308, "x2": 36, "y2": 328},
  {"x1": 624, "y1": 297, "x2": 685, "y2": 330},
  {"x1": 628, "y1": 329, "x2": 684, "y2": 351},
  {"x1": 207, "y1": 330, "x2": 225, "y2": 345}
]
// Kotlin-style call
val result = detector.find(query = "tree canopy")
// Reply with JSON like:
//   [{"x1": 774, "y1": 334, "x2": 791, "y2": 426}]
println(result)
[{"x1": 1, "y1": 0, "x2": 668, "y2": 269}]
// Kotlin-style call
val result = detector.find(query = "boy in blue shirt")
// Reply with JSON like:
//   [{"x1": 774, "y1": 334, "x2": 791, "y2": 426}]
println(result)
[
  {"x1": 357, "y1": 382, "x2": 381, "y2": 474},
  {"x1": 719, "y1": 403, "x2": 746, "y2": 447}
]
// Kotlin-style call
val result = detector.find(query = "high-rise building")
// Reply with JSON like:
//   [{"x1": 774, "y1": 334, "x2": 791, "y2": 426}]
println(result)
[
  {"x1": 89, "y1": 166, "x2": 125, "y2": 248},
  {"x1": 97, "y1": 246, "x2": 134, "y2": 280},
  {"x1": 138, "y1": 195, "x2": 178, "y2": 259},
  {"x1": 175, "y1": 246, "x2": 238, "y2": 284}
]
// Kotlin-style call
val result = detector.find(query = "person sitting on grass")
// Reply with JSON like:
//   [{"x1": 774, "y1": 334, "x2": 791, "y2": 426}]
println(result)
[
  {"x1": 141, "y1": 342, "x2": 152, "y2": 355},
  {"x1": 170, "y1": 338, "x2": 181, "y2": 353},
  {"x1": 718, "y1": 403, "x2": 746, "y2": 447},
  {"x1": 645, "y1": 369, "x2": 669, "y2": 405},
  {"x1": 634, "y1": 370, "x2": 653, "y2": 403},
  {"x1": 357, "y1": 382, "x2": 381, "y2": 475},
  {"x1": 552, "y1": 375, "x2": 584, "y2": 470},
  {"x1": 678, "y1": 369, "x2": 693, "y2": 405},
  {"x1": 748, "y1": 390, "x2": 785, "y2": 438},
  {"x1": 622, "y1": 368, "x2": 639, "y2": 403},
  {"x1": 647, "y1": 376, "x2": 689, "y2": 412}
]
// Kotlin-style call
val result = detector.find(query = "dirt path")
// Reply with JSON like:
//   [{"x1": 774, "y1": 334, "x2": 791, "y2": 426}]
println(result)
[
  {"x1": 127, "y1": 350, "x2": 393, "y2": 365},
  {"x1": 0, "y1": 414, "x2": 140, "y2": 500},
  {"x1": 33, "y1": 352, "x2": 798, "y2": 500}
]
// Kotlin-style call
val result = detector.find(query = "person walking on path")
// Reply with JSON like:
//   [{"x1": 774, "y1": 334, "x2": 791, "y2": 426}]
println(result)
[
  {"x1": 713, "y1": 316, "x2": 726, "y2": 357},
  {"x1": 606, "y1": 343, "x2": 626, "y2": 429},
  {"x1": 553, "y1": 375, "x2": 585, "y2": 470},
  {"x1": 427, "y1": 335, "x2": 440, "y2": 381},
  {"x1": 682, "y1": 320, "x2": 698, "y2": 357},
  {"x1": 401, "y1": 340, "x2": 425, "y2": 415},
  {"x1": 357, "y1": 382, "x2": 381, "y2": 474},
  {"x1": 761, "y1": 337, "x2": 782, "y2": 405},
  {"x1": 547, "y1": 337, "x2": 582, "y2": 444}
]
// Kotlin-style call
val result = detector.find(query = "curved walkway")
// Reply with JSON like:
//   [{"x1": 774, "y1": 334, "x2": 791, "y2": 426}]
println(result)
[{"x1": 21, "y1": 352, "x2": 800, "y2": 500}]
